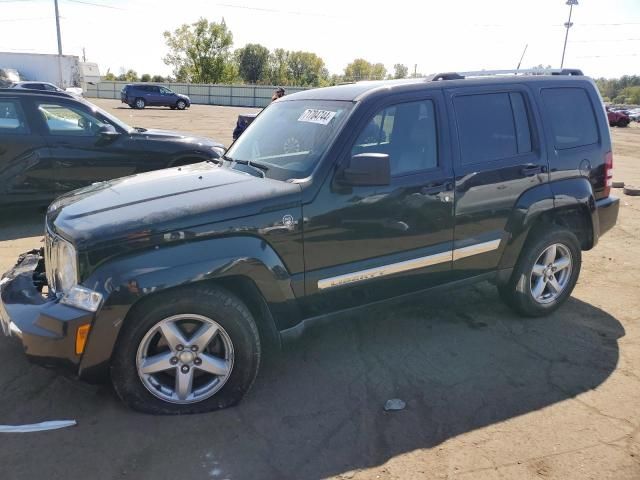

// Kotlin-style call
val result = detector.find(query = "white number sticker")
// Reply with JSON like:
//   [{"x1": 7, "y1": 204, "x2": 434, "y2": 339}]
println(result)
[{"x1": 298, "y1": 109, "x2": 337, "y2": 125}]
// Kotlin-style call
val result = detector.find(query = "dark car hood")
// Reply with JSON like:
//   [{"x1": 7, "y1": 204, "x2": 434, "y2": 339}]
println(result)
[
  {"x1": 132, "y1": 128, "x2": 223, "y2": 148},
  {"x1": 48, "y1": 163, "x2": 301, "y2": 248}
]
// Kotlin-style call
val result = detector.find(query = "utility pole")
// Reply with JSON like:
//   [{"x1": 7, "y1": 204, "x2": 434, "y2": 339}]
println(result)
[
  {"x1": 560, "y1": 0, "x2": 578, "y2": 69},
  {"x1": 82, "y1": 47, "x2": 86, "y2": 62},
  {"x1": 54, "y1": 0, "x2": 63, "y2": 87},
  {"x1": 54, "y1": 0, "x2": 62, "y2": 55},
  {"x1": 414, "y1": 64, "x2": 417, "y2": 78}
]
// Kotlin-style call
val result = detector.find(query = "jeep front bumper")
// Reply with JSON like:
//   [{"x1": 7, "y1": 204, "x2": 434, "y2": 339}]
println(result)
[{"x1": 0, "y1": 250, "x2": 94, "y2": 372}]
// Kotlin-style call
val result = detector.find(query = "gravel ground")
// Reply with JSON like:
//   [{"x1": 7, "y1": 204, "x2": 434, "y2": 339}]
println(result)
[{"x1": 0, "y1": 100, "x2": 639, "y2": 480}]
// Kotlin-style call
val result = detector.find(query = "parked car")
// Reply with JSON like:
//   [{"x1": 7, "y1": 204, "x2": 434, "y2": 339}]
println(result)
[
  {"x1": 0, "y1": 88, "x2": 224, "y2": 206},
  {"x1": 1, "y1": 69, "x2": 619, "y2": 414},
  {"x1": 121, "y1": 84, "x2": 190, "y2": 110},
  {"x1": 606, "y1": 107, "x2": 630, "y2": 127},
  {"x1": 10, "y1": 81, "x2": 65, "y2": 92},
  {"x1": 627, "y1": 108, "x2": 640, "y2": 122}
]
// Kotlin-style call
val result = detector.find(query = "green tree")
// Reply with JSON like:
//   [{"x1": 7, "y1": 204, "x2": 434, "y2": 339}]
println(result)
[
  {"x1": 116, "y1": 69, "x2": 138, "y2": 82},
  {"x1": 344, "y1": 58, "x2": 371, "y2": 81},
  {"x1": 236, "y1": 43, "x2": 270, "y2": 83},
  {"x1": 151, "y1": 74, "x2": 166, "y2": 83},
  {"x1": 163, "y1": 17, "x2": 234, "y2": 83},
  {"x1": 286, "y1": 51, "x2": 327, "y2": 86},
  {"x1": 140, "y1": 73, "x2": 151, "y2": 82},
  {"x1": 104, "y1": 72, "x2": 116, "y2": 81},
  {"x1": 268, "y1": 48, "x2": 290, "y2": 85},
  {"x1": 344, "y1": 59, "x2": 386, "y2": 81},
  {"x1": 393, "y1": 64, "x2": 408, "y2": 79}
]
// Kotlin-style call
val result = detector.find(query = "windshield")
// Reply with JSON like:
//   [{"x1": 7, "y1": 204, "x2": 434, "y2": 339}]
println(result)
[{"x1": 226, "y1": 100, "x2": 353, "y2": 180}]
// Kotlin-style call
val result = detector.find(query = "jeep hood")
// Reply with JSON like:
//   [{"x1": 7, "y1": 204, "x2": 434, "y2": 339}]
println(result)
[{"x1": 47, "y1": 162, "x2": 301, "y2": 248}]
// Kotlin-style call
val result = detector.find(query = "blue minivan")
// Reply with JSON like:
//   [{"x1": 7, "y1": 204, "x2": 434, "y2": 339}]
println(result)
[{"x1": 121, "y1": 84, "x2": 191, "y2": 110}]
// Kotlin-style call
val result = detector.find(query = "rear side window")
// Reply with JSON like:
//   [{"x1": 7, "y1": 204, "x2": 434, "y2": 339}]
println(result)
[
  {"x1": 541, "y1": 87, "x2": 598, "y2": 149},
  {"x1": 454, "y1": 92, "x2": 532, "y2": 165},
  {"x1": 0, "y1": 99, "x2": 29, "y2": 134}
]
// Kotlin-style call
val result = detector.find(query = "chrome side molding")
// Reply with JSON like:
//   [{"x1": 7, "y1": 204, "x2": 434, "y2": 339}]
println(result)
[{"x1": 317, "y1": 239, "x2": 501, "y2": 290}]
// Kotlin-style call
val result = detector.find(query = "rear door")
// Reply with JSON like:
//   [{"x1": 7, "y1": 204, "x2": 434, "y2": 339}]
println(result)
[
  {"x1": 446, "y1": 84, "x2": 548, "y2": 277},
  {"x1": 0, "y1": 96, "x2": 55, "y2": 205}
]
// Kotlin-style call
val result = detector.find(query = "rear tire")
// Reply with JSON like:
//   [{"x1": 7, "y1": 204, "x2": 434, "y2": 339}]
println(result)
[
  {"x1": 111, "y1": 286, "x2": 261, "y2": 414},
  {"x1": 134, "y1": 98, "x2": 146, "y2": 109},
  {"x1": 498, "y1": 226, "x2": 581, "y2": 317}
]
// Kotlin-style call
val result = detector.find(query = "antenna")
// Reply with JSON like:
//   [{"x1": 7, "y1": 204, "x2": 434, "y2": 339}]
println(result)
[{"x1": 516, "y1": 44, "x2": 528, "y2": 71}]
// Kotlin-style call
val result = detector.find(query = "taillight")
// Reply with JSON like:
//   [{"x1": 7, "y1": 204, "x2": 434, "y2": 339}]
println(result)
[{"x1": 604, "y1": 151, "x2": 613, "y2": 197}]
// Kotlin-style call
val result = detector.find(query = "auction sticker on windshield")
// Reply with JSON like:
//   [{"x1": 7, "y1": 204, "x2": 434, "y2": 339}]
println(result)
[{"x1": 298, "y1": 109, "x2": 337, "y2": 125}]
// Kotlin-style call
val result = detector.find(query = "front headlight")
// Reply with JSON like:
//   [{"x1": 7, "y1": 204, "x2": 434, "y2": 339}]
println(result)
[{"x1": 55, "y1": 240, "x2": 78, "y2": 294}]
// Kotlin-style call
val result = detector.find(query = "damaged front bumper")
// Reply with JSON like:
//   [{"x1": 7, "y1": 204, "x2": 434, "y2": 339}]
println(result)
[{"x1": 0, "y1": 249, "x2": 94, "y2": 372}]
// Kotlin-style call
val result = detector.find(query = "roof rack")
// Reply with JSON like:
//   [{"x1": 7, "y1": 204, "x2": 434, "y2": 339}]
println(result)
[{"x1": 430, "y1": 68, "x2": 584, "y2": 81}]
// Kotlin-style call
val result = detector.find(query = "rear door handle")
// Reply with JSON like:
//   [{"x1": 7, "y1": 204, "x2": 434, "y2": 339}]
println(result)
[
  {"x1": 520, "y1": 165, "x2": 544, "y2": 176},
  {"x1": 421, "y1": 182, "x2": 453, "y2": 195}
]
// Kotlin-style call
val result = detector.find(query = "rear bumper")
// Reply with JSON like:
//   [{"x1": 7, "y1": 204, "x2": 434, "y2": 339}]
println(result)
[
  {"x1": 596, "y1": 195, "x2": 619, "y2": 238},
  {"x1": 0, "y1": 250, "x2": 93, "y2": 372}
]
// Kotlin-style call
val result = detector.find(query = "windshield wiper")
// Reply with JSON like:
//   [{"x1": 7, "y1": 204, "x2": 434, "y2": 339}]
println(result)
[{"x1": 227, "y1": 157, "x2": 269, "y2": 178}]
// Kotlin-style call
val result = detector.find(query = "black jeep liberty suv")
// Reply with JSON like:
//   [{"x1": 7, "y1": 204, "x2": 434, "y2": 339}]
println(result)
[{"x1": 0, "y1": 69, "x2": 619, "y2": 414}]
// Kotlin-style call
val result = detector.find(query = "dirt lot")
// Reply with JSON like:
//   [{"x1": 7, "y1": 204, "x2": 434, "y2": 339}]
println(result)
[{"x1": 0, "y1": 100, "x2": 639, "y2": 480}]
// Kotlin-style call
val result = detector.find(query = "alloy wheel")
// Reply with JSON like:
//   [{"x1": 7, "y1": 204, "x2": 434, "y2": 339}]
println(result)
[
  {"x1": 136, "y1": 314, "x2": 234, "y2": 404},
  {"x1": 529, "y1": 243, "x2": 573, "y2": 304}
]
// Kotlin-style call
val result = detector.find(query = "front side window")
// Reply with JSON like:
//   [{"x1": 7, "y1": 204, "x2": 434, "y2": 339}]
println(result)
[
  {"x1": 37, "y1": 102, "x2": 106, "y2": 136},
  {"x1": 541, "y1": 87, "x2": 599, "y2": 149},
  {"x1": 351, "y1": 99, "x2": 438, "y2": 176},
  {"x1": 0, "y1": 99, "x2": 29, "y2": 134},
  {"x1": 454, "y1": 92, "x2": 532, "y2": 165},
  {"x1": 226, "y1": 100, "x2": 354, "y2": 179},
  {"x1": 160, "y1": 87, "x2": 172, "y2": 95}
]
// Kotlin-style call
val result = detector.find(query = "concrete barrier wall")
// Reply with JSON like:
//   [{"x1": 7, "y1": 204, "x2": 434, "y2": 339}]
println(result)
[{"x1": 86, "y1": 81, "x2": 308, "y2": 108}]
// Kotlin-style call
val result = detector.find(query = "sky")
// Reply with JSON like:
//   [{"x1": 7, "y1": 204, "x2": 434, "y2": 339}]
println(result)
[{"x1": 0, "y1": 0, "x2": 639, "y2": 79}]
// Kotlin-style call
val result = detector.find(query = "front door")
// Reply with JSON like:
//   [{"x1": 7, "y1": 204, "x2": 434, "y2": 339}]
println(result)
[
  {"x1": 301, "y1": 92, "x2": 455, "y2": 316},
  {"x1": 29, "y1": 98, "x2": 140, "y2": 192}
]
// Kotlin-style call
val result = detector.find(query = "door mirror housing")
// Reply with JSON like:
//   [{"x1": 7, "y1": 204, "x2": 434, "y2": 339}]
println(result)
[
  {"x1": 339, "y1": 153, "x2": 391, "y2": 186},
  {"x1": 96, "y1": 124, "x2": 119, "y2": 141}
]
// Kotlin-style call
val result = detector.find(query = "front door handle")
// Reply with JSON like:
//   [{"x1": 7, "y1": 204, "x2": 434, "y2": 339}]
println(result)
[
  {"x1": 520, "y1": 165, "x2": 544, "y2": 177},
  {"x1": 421, "y1": 182, "x2": 453, "y2": 195}
]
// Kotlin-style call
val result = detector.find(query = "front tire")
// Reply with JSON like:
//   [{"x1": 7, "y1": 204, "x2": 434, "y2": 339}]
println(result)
[
  {"x1": 111, "y1": 286, "x2": 261, "y2": 414},
  {"x1": 498, "y1": 226, "x2": 581, "y2": 317},
  {"x1": 617, "y1": 119, "x2": 629, "y2": 128},
  {"x1": 176, "y1": 100, "x2": 187, "y2": 110}
]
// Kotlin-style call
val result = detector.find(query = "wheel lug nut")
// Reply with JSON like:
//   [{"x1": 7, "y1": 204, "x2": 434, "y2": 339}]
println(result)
[
  {"x1": 194, "y1": 357, "x2": 202, "y2": 366},
  {"x1": 190, "y1": 345, "x2": 198, "y2": 352},
  {"x1": 176, "y1": 344, "x2": 184, "y2": 351},
  {"x1": 170, "y1": 357, "x2": 178, "y2": 365},
  {"x1": 181, "y1": 365, "x2": 190, "y2": 373}
]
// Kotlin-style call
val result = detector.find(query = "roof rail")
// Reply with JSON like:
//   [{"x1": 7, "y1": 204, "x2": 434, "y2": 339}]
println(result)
[
  {"x1": 430, "y1": 68, "x2": 584, "y2": 81},
  {"x1": 0, "y1": 88, "x2": 76, "y2": 98}
]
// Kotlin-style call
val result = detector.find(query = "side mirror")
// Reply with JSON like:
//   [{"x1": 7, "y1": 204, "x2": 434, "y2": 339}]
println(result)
[
  {"x1": 96, "y1": 124, "x2": 119, "y2": 141},
  {"x1": 339, "y1": 153, "x2": 391, "y2": 186}
]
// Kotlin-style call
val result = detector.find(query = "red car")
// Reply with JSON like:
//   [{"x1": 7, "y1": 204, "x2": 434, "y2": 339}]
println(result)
[{"x1": 606, "y1": 107, "x2": 630, "y2": 127}]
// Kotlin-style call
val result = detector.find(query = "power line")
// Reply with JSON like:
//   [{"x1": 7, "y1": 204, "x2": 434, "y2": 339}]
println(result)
[
  {"x1": 571, "y1": 38, "x2": 640, "y2": 43},
  {"x1": 0, "y1": 16, "x2": 51, "y2": 22},
  {"x1": 64, "y1": 0, "x2": 125, "y2": 9}
]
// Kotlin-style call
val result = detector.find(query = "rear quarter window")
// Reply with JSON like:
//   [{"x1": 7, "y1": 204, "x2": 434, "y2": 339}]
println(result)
[{"x1": 541, "y1": 87, "x2": 599, "y2": 149}]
